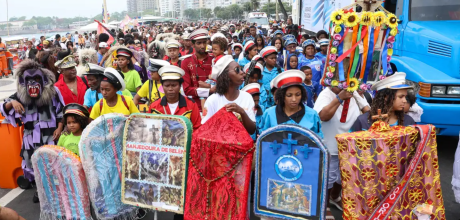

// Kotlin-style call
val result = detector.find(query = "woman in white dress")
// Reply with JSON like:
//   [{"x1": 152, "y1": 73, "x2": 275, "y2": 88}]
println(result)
[{"x1": 201, "y1": 55, "x2": 256, "y2": 134}]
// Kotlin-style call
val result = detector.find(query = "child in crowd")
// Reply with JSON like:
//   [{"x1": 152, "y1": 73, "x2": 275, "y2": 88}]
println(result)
[
  {"x1": 212, "y1": 37, "x2": 227, "y2": 65},
  {"x1": 243, "y1": 62, "x2": 268, "y2": 109},
  {"x1": 58, "y1": 104, "x2": 90, "y2": 156},
  {"x1": 241, "y1": 83, "x2": 265, "y2": 141},
  {"x1": 233, "y1": 43, "x2": 243, "y2": 62},
  {"x1": 405, "y1": 90, "x2": 423, "y2": 122},
  {"x1": 301, "y1": 66, "x2": 322, "y2": 108},
  {"x1": 287, "y1": 54, "x2": 298, "y2": 70}
]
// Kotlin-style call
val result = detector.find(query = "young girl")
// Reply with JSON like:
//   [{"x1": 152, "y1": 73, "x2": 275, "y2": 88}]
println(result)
[
  {"x1": 58, "y1": 104, "x2": 90, "y2": 156},
  {"x1": 287, "y1": 53, "x2": 298, "y2": 70},
  {"x1": 116, "y1": 48, "x2": 142, "y2": 97},
  {"x1": 351, "y1": 72, "x2": 415, "y2": 131},
  {"x1": 255, "y1": 34, "x2": 265, "y2": 53}
]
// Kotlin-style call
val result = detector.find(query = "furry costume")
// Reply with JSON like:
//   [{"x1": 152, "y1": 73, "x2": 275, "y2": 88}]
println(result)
[
  {"x1": 0, "y1": 59, "x2": 65, "y2": 182},
  {"x1": 147, "y1": 33, "x2": 180, "y2": 59},
  {"x1": 76, "y1": 48, "x2": 98, "y2": 77},
  {"x1": 102, "y1": 46, "x2": 150, "y2": 82}
]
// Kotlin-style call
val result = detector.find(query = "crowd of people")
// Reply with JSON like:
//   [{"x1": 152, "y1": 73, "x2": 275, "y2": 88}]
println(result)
[{"x1": 1, "y1": 17, "x2": 425, "y2": 219}]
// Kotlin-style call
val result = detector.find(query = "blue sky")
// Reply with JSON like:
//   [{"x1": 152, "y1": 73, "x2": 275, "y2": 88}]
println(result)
[{"x1": 0, "y1": 0, "x2": 127, "y2": 21}]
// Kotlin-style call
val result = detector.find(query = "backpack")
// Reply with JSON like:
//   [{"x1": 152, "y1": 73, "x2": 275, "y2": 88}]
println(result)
[{"x1": 100, "y1": 95, "x2": 129, "y2": 112}]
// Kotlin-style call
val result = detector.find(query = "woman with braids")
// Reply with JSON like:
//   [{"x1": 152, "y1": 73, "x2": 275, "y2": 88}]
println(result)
[
  {"x1": 202, "y1": 55, "x2": 256, "y2": 134},
  {"x1": 259, "y1": 70, "x2": 323, "y2": 138},
  {"x1": 351, "y1": 72, "x2": 415, "y2": 131}
]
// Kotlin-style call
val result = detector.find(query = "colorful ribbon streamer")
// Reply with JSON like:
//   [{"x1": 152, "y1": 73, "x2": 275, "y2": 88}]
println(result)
[
  {"x1": 382, "y1": 30, "x2": 390, "y2": 76},
  {"x1": 363, "y1": 27, "x2": 375, "y2": 83}
]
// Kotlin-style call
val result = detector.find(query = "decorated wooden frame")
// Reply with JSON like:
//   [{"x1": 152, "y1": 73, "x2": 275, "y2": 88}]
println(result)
[
  {"x1": 121, "y1": 113, "x2": 192, "y2": 214},
  {"x1": 254, "y1": 124, "x2": 330, "y2": 220}
]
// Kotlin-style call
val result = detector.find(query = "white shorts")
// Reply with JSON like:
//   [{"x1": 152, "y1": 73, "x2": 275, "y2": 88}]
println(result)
[{"x1": 328, "y1": 155, "x2": 341, "y2": 189}]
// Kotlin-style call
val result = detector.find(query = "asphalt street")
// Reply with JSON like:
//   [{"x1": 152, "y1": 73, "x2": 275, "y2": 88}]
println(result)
[{"x1": 1, "y1": 135, "x2": 459, "y2": 220}]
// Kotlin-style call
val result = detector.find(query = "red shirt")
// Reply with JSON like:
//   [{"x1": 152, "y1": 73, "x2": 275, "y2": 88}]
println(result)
[
  {"x1": 180, "y1": 47, "x2": 195, "y2": 56},
  {"x1": 55, "y1": 75, "x2": 88, "y2": 105},
  {"x1": 149, "y1": 95, "x2": 202, "y2": 130},
  {"x1": 180, "y1": 54, "x2": 213, "y2": 110}
]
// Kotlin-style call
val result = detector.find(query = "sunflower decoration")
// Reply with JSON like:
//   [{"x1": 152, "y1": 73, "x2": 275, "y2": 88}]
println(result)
[
  {"x1": 347, "y1": 78, "x2": 360, "y2": 92},
  {"x1": 386, "y1": 13, "x2": 398, "y2": 29},
  {"x1": 360, "y1": 11, "x2": 373, "y2": 26},
  {"x1": 344, "y1": 12, "x2": 360, "y2": 28},
  {"x1": 331, "y1": 10, "x2": 345, "y2": 25},
  {"x1": 372, "y1": 11, "x2": 387, "y2": 27}
]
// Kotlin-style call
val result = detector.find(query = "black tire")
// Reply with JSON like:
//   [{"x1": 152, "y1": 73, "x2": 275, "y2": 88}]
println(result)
[{"x1": 17, "y1": 175, "x2": 31, "y2": 189}]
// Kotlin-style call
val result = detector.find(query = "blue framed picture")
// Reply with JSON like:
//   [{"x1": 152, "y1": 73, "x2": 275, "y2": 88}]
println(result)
[{"x1": 254, "y1": 124, "x2": 329, "y2": 220}]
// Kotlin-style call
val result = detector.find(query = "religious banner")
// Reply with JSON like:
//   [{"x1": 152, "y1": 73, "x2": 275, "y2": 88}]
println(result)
[
  {"x1": 121, "y1": 113, "x2": 192, "y2": 214},
  {"x1": 254, "y1": 124, "x2": 330, "y2": 220},
  {"x1": 184, "y1": 109, "x2": 254, "y2": 220},
  {"x1": 336, "y1": 122, "x2": 446, "y2": 219},
  {"x1": 79, "y1": 113, "x2": 138, "y2": 220},
  {"x1": 32, "y1": 145, "x2": 92, "y2": 220}
]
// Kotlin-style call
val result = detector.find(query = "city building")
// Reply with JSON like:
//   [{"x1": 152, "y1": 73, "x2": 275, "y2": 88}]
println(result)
[{"x1": 127, "y1": 0, "x2": 138, "y2": 14}]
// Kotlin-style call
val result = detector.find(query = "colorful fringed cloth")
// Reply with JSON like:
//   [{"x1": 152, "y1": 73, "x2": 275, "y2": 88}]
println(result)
[
  {"x1": 185, "y1": 108, "x2": 254, "y2": 220},
  {"x1": 32, "y1": 145, "x2": 92, "y2": 220},
  {"x1": 336, "y1": 122, "x2": 445, "y2": 220}
]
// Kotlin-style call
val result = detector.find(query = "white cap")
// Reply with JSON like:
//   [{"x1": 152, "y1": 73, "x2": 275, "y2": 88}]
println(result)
[
  {"x1": 259, "y1": 46, "x2": 277, "y2": 58},
  {"x1": 371, "y1": 72, "x2": 412, "y2": 91},
  {"x1": 241, "y1": 83, "x2": 261, "y2": 95},
  {"x1": 104, "y1": 67, "x2": 126, "y2": 91},
  {"x1": 232, "y1": 43, "x2": 243, "y2": 50},
  {"x1": 271, "y1": 70, "x2": 305, "y2": 89},
  {"x1": 166, "y1": 40, "x2": 181, "y2": 49},
  {"x1": 211, "y1": 32, "x2": 228, "y2": 43},
  {"x1": 158, "y1": 65, "x2": 185, "y2": 80},
  {"x1": 98, "y1": 42, "x2": 109, "y2": 48},
  {"x1": 243, "y1": 40, "x2": 255, "y2": 52},
  {"x1": 319, "y1": 39, "x2": 329, "y2": 46},
  {"x1": 243, "y1": 62, "x2": 263, "y2": 73},
  {"x1": 211, "y1": 55, "x2": 234, "y2": 80},
  {"x1": 182, "y1": 33, "x2": 190, "y2": 40},
  {"x1": 189, "y1": 28, "x2": 209, "y2": 40}
]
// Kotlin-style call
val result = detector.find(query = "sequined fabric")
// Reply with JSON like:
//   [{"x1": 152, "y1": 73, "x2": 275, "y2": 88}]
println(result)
[
  {"x1": 335, "y1": 123, "x2": 445, "y2": 220},
  {"x1": 185, "y1": 108, "x2": 254, "y2": 220}
]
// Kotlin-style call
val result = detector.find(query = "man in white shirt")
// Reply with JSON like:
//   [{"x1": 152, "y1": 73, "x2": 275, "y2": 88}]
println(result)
[{"x1": 313, "y1": 86, "x2": 369, "y2": 211}]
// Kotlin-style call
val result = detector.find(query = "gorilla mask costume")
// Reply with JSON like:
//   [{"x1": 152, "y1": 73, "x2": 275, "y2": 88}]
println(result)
[
  {"x1": 16, "y1": 60, "x2": 57, "y2": 107},
  {"x1": 1, "y1": 59, "x2": 64, "y2": 183}
]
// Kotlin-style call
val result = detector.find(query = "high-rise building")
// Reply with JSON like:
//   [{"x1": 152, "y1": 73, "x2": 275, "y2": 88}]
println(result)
[
  {"x1": 137, "y1": 0, "x2": 157, "y2": 12},
  {"x1": 127, "y1": 0, "x2": 160, "y2": 15},
  {"x1": 127, "y1": 0, "x2": 138, "y2": 14}
]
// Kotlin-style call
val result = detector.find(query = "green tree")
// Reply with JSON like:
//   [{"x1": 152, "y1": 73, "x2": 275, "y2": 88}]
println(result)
[
  {"x1": 9, "y1": 17, "x2": 18, "y2": 22},
  {"x1": 202, "y1": 8, "x2": 213, "y2": 19},
  {"x1": 18, "y1": 16, "x2": 27, "y2": 21},
  {"x1": 251, "y1": 0, "x2": 260, "y2": 11},
  {"x1": 22, "y1": 20, "x2": 37, "y2": 27},
  {"x1": 243, "y1": 2, "x2": 252, "y2": 12}
]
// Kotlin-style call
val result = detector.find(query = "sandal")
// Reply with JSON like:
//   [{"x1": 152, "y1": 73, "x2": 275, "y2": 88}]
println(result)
[{"x1": 329, "y1": 195, "x2": 343, "y2": 211}]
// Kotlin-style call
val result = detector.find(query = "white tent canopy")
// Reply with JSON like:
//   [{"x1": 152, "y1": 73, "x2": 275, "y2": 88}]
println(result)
[{"x1": 78, "y1": 22, "x2": 117, "y2": 32}]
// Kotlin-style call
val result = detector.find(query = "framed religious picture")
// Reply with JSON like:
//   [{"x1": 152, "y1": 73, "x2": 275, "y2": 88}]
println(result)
[
  {"x1": 254, "y1": 124, "x2": 330, "y2": 220},
  {"x1": 121, "y1": 113, "x2": 192, "y2": 214}
]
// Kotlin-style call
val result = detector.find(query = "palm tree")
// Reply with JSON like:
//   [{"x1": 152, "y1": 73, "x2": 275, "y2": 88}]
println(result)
[{"x1": 251, "y1": 0, "x2": 260, "y2": 11}]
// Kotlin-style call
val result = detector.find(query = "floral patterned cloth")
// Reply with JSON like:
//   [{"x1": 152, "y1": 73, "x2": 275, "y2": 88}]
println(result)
[{"x1": 336, "y1": 122, "x2": 445, "y2": 220}]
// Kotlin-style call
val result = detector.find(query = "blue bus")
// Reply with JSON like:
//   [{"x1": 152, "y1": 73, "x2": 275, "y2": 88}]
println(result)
[{"x1": 384, "y1": 0, "x2": 460, "y2": 136}]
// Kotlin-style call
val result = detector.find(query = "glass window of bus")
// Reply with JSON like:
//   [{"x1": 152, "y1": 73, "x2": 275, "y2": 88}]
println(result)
[
  {"x1": 410, "y1": 0, "x2": 460, "y2": 21},
  {"x1": 249, "y1": 17, "x2": 269, "y2": 25}
]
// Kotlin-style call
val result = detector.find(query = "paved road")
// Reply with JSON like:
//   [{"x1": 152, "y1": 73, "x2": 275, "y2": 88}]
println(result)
[{"x1": 1, "y1": 135, "x2": 458, "y2": 220}]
